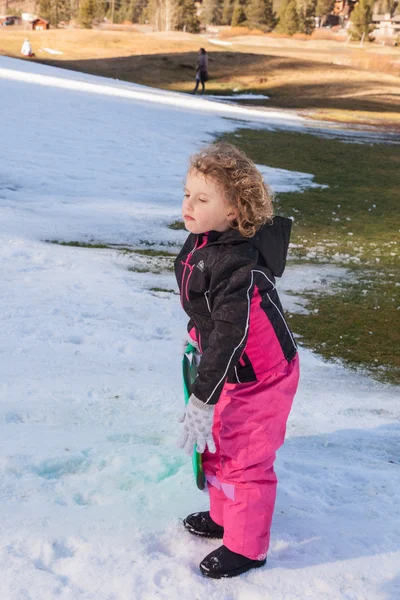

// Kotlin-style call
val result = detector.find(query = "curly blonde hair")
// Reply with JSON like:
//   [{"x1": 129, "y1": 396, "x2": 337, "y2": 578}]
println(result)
[{"x1": 188, "y1": 142, "x2": 273, "y2": 238}]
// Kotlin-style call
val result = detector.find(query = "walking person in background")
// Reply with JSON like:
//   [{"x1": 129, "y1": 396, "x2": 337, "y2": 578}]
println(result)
[{"x1": 193, "y1": 48, "x2": 209, "y2": 95}]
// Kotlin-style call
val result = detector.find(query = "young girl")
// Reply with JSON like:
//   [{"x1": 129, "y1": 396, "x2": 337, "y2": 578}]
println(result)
[{"x1": 175, "y1": 142, "x2": 299, "y2": 579}]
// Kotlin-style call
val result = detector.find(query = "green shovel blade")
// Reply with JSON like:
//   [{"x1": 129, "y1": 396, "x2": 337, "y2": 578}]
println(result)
[{"x1": 182, "y1": 343, "x2": 206, "y2": 491}]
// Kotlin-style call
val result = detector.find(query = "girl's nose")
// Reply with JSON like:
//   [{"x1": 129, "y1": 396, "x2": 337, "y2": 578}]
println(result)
[{"x1": 184, "y1": 198, "x2": 194, "y2": 211}]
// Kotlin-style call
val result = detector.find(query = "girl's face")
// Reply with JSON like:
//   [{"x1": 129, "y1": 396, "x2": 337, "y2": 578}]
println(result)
[{"x1": 182, "y1": 169, "x2": 236, "y2": 234}]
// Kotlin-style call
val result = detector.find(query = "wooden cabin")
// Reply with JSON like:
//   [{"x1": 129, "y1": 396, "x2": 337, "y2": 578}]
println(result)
[{"x1": 32, "y1": 18, "x2": 49, "y2": 30}]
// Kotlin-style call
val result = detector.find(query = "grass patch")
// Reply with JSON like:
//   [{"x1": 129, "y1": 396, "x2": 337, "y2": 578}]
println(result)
[
  {"x1": 127, "y1": 266, "x2": 152, "y2": 273},
  {"x1": 45, "y1": 240, "x2": 110, "y2": 249},
  {"x1": 219, "y1": 128, "x2": 399, "y2": 384},
  {"x1": 149, "y1": 287, "x2": 178, "y2": 294},
  {"x1": 168, "y1": 220, "x2": 186, "y2": 230},
  {"x1": 127, "y1": 261, "x2": 175, "y2": 274},
  {"x1": 130, "y1": 249, "x2": 177, "y2": 257},
  {"x1": 289, "y1": 273, "x2": 399, "y2": 384},
  {"x1": 138, "y1": 239, "x2": 180, "y2": 247},
  {"x1": 45, "y1": 239, "x2": 177, "y2": 257}
]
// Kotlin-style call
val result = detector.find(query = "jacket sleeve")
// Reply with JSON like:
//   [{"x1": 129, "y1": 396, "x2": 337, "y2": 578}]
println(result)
[{"x1": 191, "y1": 250, "x2": 256, "y2": 405}]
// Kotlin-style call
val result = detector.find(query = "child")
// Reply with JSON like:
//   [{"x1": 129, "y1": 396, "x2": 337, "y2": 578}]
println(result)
[
  {"x1": 175, "y1": 142, "x2": 300, "y2": 579},
  {"x1": 21, "y1": 39, "x2": 35, "y2": 58}
]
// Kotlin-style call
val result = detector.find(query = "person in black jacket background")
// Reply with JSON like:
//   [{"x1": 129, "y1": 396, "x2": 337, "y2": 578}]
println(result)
[
  {"x1": 192, "y1": 48, "x2": 209, "y2": 95},
  {"x1": 176, "y1": 142, "x2": 300, "y2": 578}
]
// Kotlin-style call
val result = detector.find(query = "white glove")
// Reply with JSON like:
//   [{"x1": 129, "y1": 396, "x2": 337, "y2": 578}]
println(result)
[
  {"x1": 178, "y1": 394, "x2": 216, "y2": 455},
  {"x1": 181, "y1": 333, "x2": 200, "y2": 355}
]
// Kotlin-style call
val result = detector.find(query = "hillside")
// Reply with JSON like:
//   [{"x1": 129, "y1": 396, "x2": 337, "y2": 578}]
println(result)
[{"x1": 1, "y1": 28, "x2": 399, "y2": 128}]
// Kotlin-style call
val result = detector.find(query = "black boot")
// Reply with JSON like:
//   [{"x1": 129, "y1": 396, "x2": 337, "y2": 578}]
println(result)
[
  {"x1": 183, "y1": 511, "x2": 224, "y2": 539},
  {"x1": 200, "y1": 545, "x2": 266, "y2": 579}
]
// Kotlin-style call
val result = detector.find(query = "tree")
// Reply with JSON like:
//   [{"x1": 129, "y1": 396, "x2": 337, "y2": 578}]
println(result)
[
  {"x1": 246, "y1": 0, "x2": 277, "y2": 31},
  {"x1": 231, "y1": 0, "x2": 246, "y2": 25},
  {"x1": 79, "y1": 0, "x2": 102, "y2": 27},
  {"x1": 298, "y1": 0, "x2": 316, "y2": 34},
  {"x1": 39, "y1": 0, "x2": 53, "y2": 22},
  {"x1": 175, "y1": 0, "x2": 201, "y2": 31},
  {"x1": 113, "y1": 0, "x2": 149, "y2": 23},
  {"x1": 374, "y1": 0, "x2": 396, "y2": 13},
  {"x1": 315, "y1": 0, "x2": 334, "y2": 26},
  {"x1": 39, "y1": 0, "x2": 73, "y2": 25},
  {"x1": 202, "y1": 0, "x2": 222, "y2": 25},
  {"x1": 221, "y1": 0, "x2": 234, "y2": 24},
  {"x1": 277, "y1": 0, "x2": 299, "y2": 34},
  {"x1": 350, "y1": 0, "x2": 374, "y2": 40},
  {"x1": 148, "y1": 0, "x2": 175, "y2": 30}
]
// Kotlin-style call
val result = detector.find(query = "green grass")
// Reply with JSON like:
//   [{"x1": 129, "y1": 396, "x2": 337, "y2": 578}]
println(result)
[
  {"x1": 129, "y1": 249, "x2": 177, "y2": 257},
  {"x1": 289, "y1": 274, "x2": 399, "y2": 383},
  {"x1": 168, "y1": 220, "x2": 186, "y2": 230},
  {"x1": 45, "y1": 240, "x2": 110, "y2": 249},
  {"x1": 138, "y1": 239, "x2": 180, "y2": 247},
  {"x1": 45, "y1": 239, "x2": 177, "y2": 257},
  {"x1": 149, "y1": 287, "x2": 178, "y2": 294},
  {"x1": 219, "y1": 128, "x2": 400, "y2": 384}
]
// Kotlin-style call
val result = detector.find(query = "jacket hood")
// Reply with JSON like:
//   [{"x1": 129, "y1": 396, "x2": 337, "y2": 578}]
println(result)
[{"x1": 207, "y1": 216, "x2": 292, "y2": 277}]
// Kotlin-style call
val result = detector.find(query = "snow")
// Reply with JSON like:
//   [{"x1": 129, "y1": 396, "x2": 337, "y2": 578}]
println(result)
[
  {"x1": 40, "y1": 48, "x2": 64, "y2": 55},
  {"x1": 0, "y1": 57, "x2": 303, "y2": 126},
  {"x1": 257, "y1": 164, "x2": 328, "y2": 193},
  {"x1": 277, "y1": 265, "x2": 352, "y2": 314},
  {"x1": 207, "y1": 93, "x2": 270, "y2": 100},
  {"x1": 1, "y1": 56, "x2": 399, "y2": 599},
  {"x1": 207, "y1": 39, "x2": 233, "y2": 46}
]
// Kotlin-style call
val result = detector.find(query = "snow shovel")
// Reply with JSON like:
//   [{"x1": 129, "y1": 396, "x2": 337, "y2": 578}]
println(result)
[{"x1": 182, "y1": 342, "x2": 206, "y2": 491}]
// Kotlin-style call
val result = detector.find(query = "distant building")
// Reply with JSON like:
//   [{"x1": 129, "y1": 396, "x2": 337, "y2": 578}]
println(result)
[
  {"x1": 324, "y1": 0, "x2": 358, "y2": 27},
  {"x1": 372, "y1": 3, "x2": 400, "y2": 39},
  {"x1": 0, "y1": 15, "x2": 19, "y2": 25},
  {"x1": 21, "y1": 12, "x2": 36, "y2": 23},
  {"x1": 321, "y1": 0, "x2": 400, "y2": 39},
  {"x1": 32, "y1": 17, "x2": 49, "y2": 30}
]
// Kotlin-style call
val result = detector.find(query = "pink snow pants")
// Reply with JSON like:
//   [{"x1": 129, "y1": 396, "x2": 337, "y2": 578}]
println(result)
[{"x1": 202, "y1": 355, "x2": 299, "y2": 560}]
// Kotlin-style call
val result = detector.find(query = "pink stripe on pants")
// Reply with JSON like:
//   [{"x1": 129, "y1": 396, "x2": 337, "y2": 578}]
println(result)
[{"x1": 202, "y1": 355, "x2": 299, "y2": 560}]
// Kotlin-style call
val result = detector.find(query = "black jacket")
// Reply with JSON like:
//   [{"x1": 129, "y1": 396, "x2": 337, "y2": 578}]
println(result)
[{"x1": 174, "y1": 217, "x2": 297, "y2": 405}]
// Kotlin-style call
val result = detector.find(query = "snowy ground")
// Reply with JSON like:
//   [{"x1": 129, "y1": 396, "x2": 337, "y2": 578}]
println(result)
[{"x1": 0, "y1": 56, "x2": 399, "y2": 600}]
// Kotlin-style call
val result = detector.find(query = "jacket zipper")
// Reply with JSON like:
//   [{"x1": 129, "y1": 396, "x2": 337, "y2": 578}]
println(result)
[
  {"x1": 180, "y1": 234, "x2": 208, "y2": 353},
  {"x1": 180, "y1": 238, "x2": 199, "y2": 307},
  {"x1": 180, "y1": 235, "x2": 208, "y2": 304}
]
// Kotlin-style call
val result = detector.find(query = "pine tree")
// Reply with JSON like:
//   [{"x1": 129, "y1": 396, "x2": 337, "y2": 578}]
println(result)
[
  {"x1": 277, "y1": 0, "x2": 299, "y2": 34},
  {"x1": 114, "y1": 0, "x2": 147, "y2": 23},
  {"x1": 246, "y1": 0, "x2": 276, "y2": 31},
  {"x1": 231, "y1": 0, "x2": 246, "y2": 25},
  {"x1": 221, "y1": 0, "x2": 234, "y2": 24},
  {"x1": 39, "y1": 0, "x2": 73, "y2": 25},
  {"x1": 375, "y1": 0, "x2": 395, "y2": 13},
  {"x1": 315, "y1": 0, "x2": 333, "y2": 26},
  {"x1": 175, "y1": 0, "x2": 201, "y2": 31},
  {"x1": 297, "y1": 0, "x2": 316, "y2": 34},
  {"x1": 202, "y1": 0, "x2": 222, "y2": 25},
  {"x1": 350, "y1": 0, "x2": 374, "y2": 40},
  {"x1": 79, "y1": 0, "x2": 101, "y2": 27},
  {"x1": 39, "y1": 0, "x2": 53, "y2": 22}
]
